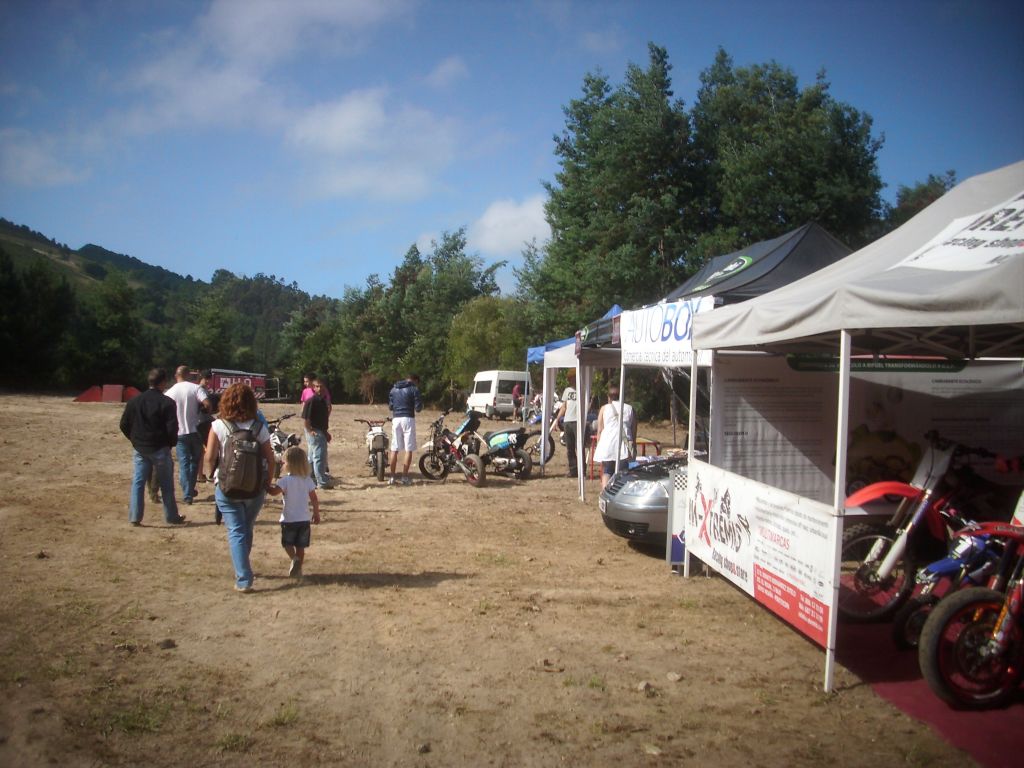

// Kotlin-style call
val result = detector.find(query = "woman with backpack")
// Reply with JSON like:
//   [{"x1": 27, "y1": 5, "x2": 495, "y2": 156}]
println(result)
[{"x1": 204, "y1": 383, "x2": 275, "y2": 593}]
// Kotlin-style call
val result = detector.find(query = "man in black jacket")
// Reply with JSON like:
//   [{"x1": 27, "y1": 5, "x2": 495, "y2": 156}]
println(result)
[{"x1": 120, "y1": 368, "x2": 186, "y2": 526}]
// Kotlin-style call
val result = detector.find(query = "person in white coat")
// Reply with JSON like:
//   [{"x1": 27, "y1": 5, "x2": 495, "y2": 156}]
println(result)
[{"x1": 592, "y1": 385, "x2": 637, "y2": 490}]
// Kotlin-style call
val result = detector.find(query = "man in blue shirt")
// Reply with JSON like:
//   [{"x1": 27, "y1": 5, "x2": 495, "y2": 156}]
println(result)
[{"x1": 388, "y1": 374, "x2": 423, "y2": 486}]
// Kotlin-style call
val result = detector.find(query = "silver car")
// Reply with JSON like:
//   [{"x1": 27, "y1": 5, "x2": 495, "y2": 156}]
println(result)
[{"x1": 598, "y1": 455, "x2": 688, "y2": 546}]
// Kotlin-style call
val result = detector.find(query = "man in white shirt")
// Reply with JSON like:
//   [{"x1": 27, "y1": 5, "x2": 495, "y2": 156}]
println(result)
[
  {"x1": 164, "y1": 365, "x2": 211, "y2": 505},
  {"x1": 550, "y1": 369, "x2": 579, "y2": 478}
]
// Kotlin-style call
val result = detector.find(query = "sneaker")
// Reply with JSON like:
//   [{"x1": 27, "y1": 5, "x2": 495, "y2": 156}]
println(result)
[
  {"x1": 387, "y1": 477, "x2": 397, "y2": 486},
  {"x1": 129, "y1": 520, "x2": 141, "y2": 527},
  {"x1": 401, "y1": 476, "x2": 413, "y2": 486},
  {"x1": 167, "y1": 516, "x2": 188, "y2": 525},
  {"x1": 234, "y1": 584, "x2": 253, "y2": 594},
  {"x1": 289, "y1": 559, "x2": 302, "y2": 578}
]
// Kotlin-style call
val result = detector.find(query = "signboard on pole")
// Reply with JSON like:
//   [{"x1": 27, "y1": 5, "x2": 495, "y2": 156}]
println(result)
[{"x1": 620, "y1": 297, "x2": 715, "y2": 367}]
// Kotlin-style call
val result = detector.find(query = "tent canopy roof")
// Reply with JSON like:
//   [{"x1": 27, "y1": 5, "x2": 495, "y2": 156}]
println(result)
[
  {"x1": 665, "y1": 222, "x2": 851, "y2": 303},
  {"x1": 693, "y1": 161, "x2": 1024, "y2": 359}
]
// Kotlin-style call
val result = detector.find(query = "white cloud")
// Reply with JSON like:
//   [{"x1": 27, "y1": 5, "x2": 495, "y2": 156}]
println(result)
[
  {"x1": 580, "y1": 26, "x2": 624, "y2": 55},
  {"x1": 469, "y1": 194, "x2": 550, "y2": 255},
  {"x1": 415, "y1": 231, "x2": 438, "y2": 255},
  {"x1": 0, "y1": 129, "x2": 88, "y2": 187},
  {"x1": 288, "y1": 90, "x2": 459, "y2": 201},
  {"x1": 199, "y1": 0, "x2": 417, "y2": 69},
  {"x1": 287, "y1": 89, "x2": 390, "y2": 155},
  {"x1": 425, "y1": 56, "x2": 468, "y2": 88}
]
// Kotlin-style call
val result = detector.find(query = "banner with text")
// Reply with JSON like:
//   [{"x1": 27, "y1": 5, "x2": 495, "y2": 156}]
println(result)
[
  {"x1": 620, "y1": 297, "x2": 715, "y2": 367},
  {"x1": 685, "y1": 460, "x2": 837, "y2": 647}
]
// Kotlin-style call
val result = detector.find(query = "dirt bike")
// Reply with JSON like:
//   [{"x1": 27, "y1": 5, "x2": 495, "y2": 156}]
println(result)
[
  {"x1": 418, "y1": 409, "x2": 486, "y2": 487},
  {"x1": 355, "y1": 418, "x2": 390, "y2": 482},
  {"x1": 918, "y1": 519, "x2": 1024, "y2": 709},
  {"x1": 267, "y1": 413, "x2": 301, "y2": 478},
  {"x1": 463, "y1": 424, "x2": 534, "y2": 480},
  {"x1": 890, "y1": 524, "x2": 1004, "y2": 649},
  {"x1": 839, "y1": 431, "x2": 1005, "y2": 623}
]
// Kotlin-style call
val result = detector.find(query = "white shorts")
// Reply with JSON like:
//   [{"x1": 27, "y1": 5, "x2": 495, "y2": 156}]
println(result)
[{"x1": 391, "y1": 416, "x2": 417, "y2": 452}]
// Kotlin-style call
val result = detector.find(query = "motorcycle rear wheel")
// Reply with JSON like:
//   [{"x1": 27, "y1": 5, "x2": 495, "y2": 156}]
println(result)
[
  {"x1": 418, "y1": 452, "x2": 449, "y2": 481},
  {"x1": 374, "y1": 451, "x2": 386, "y2": 482},
  {"x1": 462, "y1": 454, "x2": 485, "y2": 487},
  {"x1": 838, "y1": 523, "x2": 915, "y2": 623},
  {"x1": 918, "y1": 587, "x2": 1021, "y2": 709},
  {"x1": 513, "y1": 448, "x2": 533, "y2": 480},
  {"x1": 522, "y1": 431, "x2": 555, "y2": 466},
  {"x1": 891, "y1": 593, "x2": 941, "y2": 650}
]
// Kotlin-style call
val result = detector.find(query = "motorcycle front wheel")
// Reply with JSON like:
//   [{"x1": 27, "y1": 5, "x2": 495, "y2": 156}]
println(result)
[
  {"x1": 418, "y1": 451, "x2": 449, "y2": 481},
  {"x1": 919, "y1": 587, "x2": 1021, "y2": 709},
  {"x1": 522, "y1": 431, "x2": 555, "y2": 466},
  {"x1": 462, "y1": 454, "x2": 485, "y2": 487},
  {"x1": 838, "y1": 523, "x2": 914, "y2": 623}
]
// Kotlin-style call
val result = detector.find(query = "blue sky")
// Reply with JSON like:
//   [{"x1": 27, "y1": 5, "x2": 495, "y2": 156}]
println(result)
[{"x1": 2, "y1": 0, "x2": 1022, "y2": 299}]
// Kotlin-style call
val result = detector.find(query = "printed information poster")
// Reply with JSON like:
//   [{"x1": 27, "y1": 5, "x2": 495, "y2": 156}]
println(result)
[
  {"x1": 710, "y1": 356, "x2": 1024, "y2": 504},
  {"x1": 685, "y1": 460, "x2": 837, "y2": 647}
]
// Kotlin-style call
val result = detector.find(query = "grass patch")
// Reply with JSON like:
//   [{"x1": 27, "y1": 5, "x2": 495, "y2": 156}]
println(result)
[
  {"x1": 475, "y1": 552, "x2": 514, "y2": 567},
  {"x1": 217, "y1": 732, "x2": 255, "y2": 753},
  {"x1": 587, "y1": 675, "x2": 606, "y2": 691},
  {"x1": 264, "y1": 701, "x2": 300, "y2": 727},
  {"x1": 107, "y1": 699, "x2": 171, "y2": 734},
  {"x1": 476, "y1": 598, "x2": 497, "y2": 615}
]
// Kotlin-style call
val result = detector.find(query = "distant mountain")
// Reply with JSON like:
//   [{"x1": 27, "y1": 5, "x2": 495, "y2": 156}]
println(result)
[{"x1": 0, "y1": 217, "x2": 197, "y2": 295}]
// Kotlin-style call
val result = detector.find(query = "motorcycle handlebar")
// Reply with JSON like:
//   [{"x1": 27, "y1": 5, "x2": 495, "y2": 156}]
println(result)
[
  {"x1": 923, "y1": 430, "x2": 998, "y2": 460},
  {"x1": 354, "y1": 418, "x2": 390, "y2": 426}
]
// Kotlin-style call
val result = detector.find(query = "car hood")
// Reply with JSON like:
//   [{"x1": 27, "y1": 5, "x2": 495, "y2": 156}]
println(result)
[{"x1": 621, "y1": 454, "x2": 688, "y2": 479}]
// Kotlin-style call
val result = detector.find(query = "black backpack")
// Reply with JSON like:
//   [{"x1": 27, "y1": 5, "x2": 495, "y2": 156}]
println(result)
[{"x1": 218, "y1": 421, "x2": 264, "y2": 498}]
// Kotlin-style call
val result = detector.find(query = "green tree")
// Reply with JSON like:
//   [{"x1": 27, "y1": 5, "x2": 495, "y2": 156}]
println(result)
[
  {"x1": 445, "y1": 296, "x2": 529, "y2": 388},
  {"x1": 691, "y1": 49, "x2": 883, "y2": 252},
  {"x1": 76, "y1": 271, "x2": 146, "y2": 385},
  {"x1": 887, "y1": 171, "x2": 957, "y2": 229},
  {"x1": 524, "y1": 44, "x2": 694, "y2": 337}
]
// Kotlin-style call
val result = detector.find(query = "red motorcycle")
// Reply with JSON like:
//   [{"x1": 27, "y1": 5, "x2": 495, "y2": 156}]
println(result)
[
  {"x1": 840, "y1": 432, "x2": 1006, "y2": 623},
  {"x1": 918, "y1": 519, "x2": 1024, "y2": 709}
]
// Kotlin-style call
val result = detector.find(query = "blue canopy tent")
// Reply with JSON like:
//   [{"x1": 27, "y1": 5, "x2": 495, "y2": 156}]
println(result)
[{"x1": 526, "y1": 304, "x2": 622, "y2": 364}]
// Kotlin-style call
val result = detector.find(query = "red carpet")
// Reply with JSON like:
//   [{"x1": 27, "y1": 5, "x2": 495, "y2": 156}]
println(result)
[{"x1": 836, "y1": 623, "x2": 1024, "y2": 767}]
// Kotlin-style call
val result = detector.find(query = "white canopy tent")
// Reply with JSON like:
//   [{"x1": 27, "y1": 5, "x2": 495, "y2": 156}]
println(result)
[
  {"x1": 540, "y1": 341, "x2": 620, "y2": 499},
  {"x1": 694, "y1": 161, "x2": 1024, "y2": 358},
  {"x1": 687, "y1": 160, "x2": 1024, "y2": 691}
]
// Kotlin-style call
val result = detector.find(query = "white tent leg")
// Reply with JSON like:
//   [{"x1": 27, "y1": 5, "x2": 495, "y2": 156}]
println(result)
[
  {"x1": 825, "y1": 330, "x2": 852, "y2": 692},
  {"x1": 683, "y1": 352, "x2": 700, "y2": 578},
  {"x1": 577, "y1": 360, "x2": 587, "y2": 501}
]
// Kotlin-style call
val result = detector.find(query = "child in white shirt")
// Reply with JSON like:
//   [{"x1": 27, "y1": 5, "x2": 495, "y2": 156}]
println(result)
[{"x1": 267, "y1": 446, "x2": 320, "y2": 578}]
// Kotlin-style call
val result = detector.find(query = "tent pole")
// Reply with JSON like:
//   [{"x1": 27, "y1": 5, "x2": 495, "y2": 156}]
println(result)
[
  {"x1": 826, "y1": 330, "x2": 852, "y2": 692},
  {"x1": 577, "y1": 359, "x2": 586, "y2": 501},
  {"x1": 683, "y1": 352, "x2": 699, "y2": 579}
]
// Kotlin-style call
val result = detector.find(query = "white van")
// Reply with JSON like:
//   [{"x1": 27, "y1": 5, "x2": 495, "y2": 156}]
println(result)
[{"x1": 467, "y1": 370, "x2": 530, "y2": 419}]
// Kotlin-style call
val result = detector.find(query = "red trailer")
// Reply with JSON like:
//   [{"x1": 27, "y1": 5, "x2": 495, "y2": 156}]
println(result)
[{"x1": 201, "y1": 368, "x2": 267, "y2": 400}]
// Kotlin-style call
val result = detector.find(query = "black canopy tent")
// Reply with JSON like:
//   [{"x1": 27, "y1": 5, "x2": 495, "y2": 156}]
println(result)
[{"x1": 579, "y1": 223, "x2": 851, "y2": 349}]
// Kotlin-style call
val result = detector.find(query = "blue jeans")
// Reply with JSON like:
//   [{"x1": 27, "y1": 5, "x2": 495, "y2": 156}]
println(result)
[
  {"x1": 176, "y1": 432, "x2": 204, "y2": 501},
  {"x1": 130, "y1": 447, "x2": 180, "y2": 523},
  {"x1": 215, "y1": 487, "x2": 266, "y2": 589},
  {"x1": 305, "y1": 430, "x2": 329, "y2": 487}
]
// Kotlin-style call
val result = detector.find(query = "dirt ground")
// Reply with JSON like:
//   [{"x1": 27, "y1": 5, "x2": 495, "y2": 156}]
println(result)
[{"x1": 0, "y1": 395, "x2": 979, "y2": 767}]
